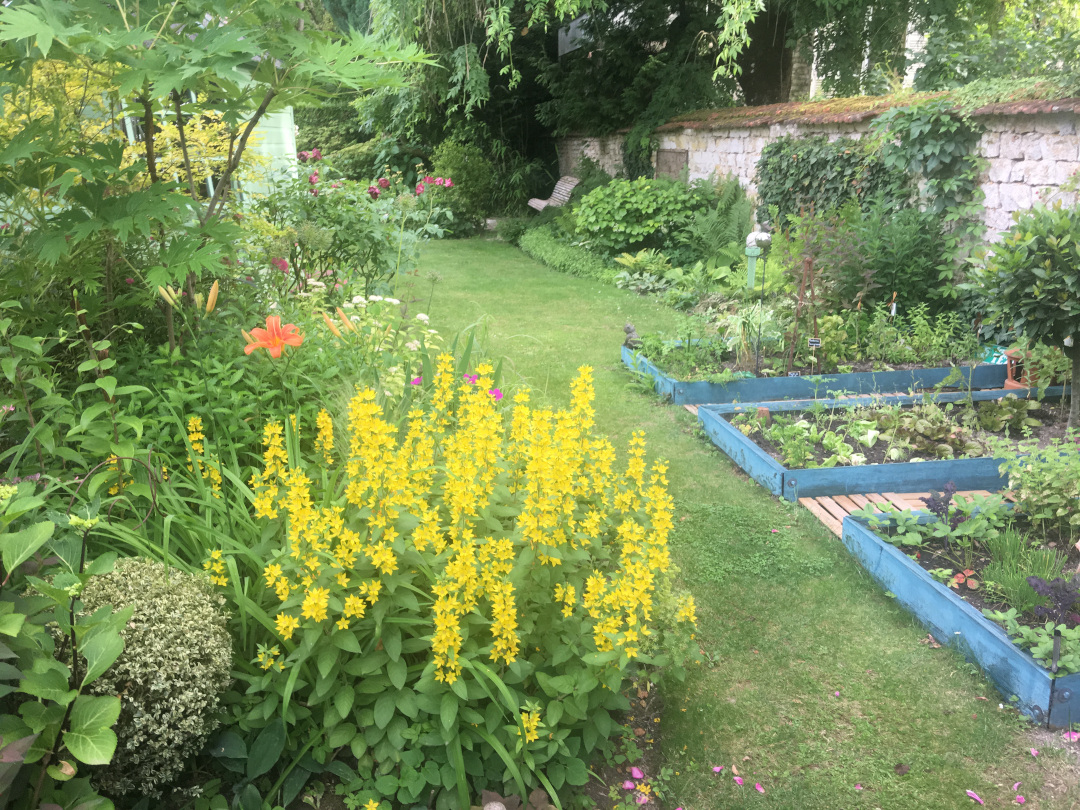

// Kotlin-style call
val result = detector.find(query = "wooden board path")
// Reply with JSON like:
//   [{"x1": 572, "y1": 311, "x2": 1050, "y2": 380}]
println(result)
[{"x1": 799, "y1": 489, "x2": 997, "y2": 537}]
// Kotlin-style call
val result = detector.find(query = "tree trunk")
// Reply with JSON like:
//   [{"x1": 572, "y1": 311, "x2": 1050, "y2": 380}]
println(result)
[
  {"x1": 735, "y1": 6, "x2": 794, "y2": 106},
  {"x1": 1069, "y1": 342, "x2": 1080, "y2": 431}
]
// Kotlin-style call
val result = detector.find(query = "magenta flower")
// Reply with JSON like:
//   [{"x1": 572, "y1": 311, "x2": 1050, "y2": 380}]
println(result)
[
  {"x1": 378, "y1": 177, "x2": 390, "y2": 189},
  {"x1": 463, "y1": 374, "x2": 478, "y2": 384},
  {"x1": 271, "y1": 258, "x2": 289, "y2": 273},
  {"x1": 368, "y1": 185, "x2": 380, "y2": 200},
  {"x1": 435, "y1": 177, "x2": 446, "y2": 186},
  {"x1": 733, "y1": 777, "x2": 743, "y2": 786},
  {"x1": 411, "y1": 377, "x2": 422, "y2": 385},
  {"x1": 622, "y1": 781, "x2": 634, "y2": 791},
  {"x1": 311, "y1": 148, "x2": 322, "y2": 161},
  {"x1": 416, "y1": 182, "x2": 426, "y2": 195},
  {"x1": 331, "y1": 181, "x2": 342, "y2": 189},
  {"x1": 754, "y1": 784, "x2": 764, "y2": 794},
  {"x1": 125, "y1": 277, "x2": 134, "y2": 284},
  {"x1": 630, "y1": 767, "x2": 644, "y2": 780},
  {"x1": 297, "y1": 150, "x2": 310, "y2": 162},
  {"x1": 834, "y1": 691, "x2": 840, "y2": 697},
  {"x1": 445, "y1": 178, "x2": 454, "y2": 188},
  {"x1": 489, "y1": 388, "x2": 503, "y2": 400},
  {"x1": 424, "y1": 175, "x2": 435, "y2": 184},
  {"x1": 309, "y1": 172, "x2": 319, "y2": 184},
  {"x1": 966, "y1": 790, "x2": 984, "y2": 805},
  {"x1": 1065, "y1": 732, "x2": 1080, "y2": 742}
]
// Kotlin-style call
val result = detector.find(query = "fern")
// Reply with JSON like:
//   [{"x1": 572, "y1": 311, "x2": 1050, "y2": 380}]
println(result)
[{"x1": 679, "y1": 175, "x2": 752, "y2": 265}]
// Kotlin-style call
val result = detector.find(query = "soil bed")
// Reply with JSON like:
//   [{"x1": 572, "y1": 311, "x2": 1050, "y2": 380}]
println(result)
[{"x1": 729, "y1": 399, "x2": 1072, "y2": 469}]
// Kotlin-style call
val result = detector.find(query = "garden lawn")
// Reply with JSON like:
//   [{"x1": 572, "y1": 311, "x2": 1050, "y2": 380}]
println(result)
[{"x1": 414, "y1": 238, "x2": 1080, "y2": 809}]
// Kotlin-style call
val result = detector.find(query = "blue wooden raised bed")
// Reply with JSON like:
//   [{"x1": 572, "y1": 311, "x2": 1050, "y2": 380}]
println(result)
[
  {"x1": 622, "y1": 344, "x2": 1010, "y2": 405},
  {"x1": 697, "y1": 388, "x2": 1068, "y2": 502},
  {"x1": 843, "y1": 517, "x2": 1080, "y2": 727}
]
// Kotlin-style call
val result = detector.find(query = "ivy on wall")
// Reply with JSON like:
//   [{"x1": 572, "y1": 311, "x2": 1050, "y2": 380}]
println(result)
[{"x1": 754, "y1": 134, "x2": 911, "y2": 227}]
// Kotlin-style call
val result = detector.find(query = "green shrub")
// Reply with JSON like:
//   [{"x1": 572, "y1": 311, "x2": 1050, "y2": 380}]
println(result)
[
  {"x1": 519, "y1": 225, "x2": 619, "y2": 281},
  {"x1": 573, "y1": 177, "x2": 715, "y2": 254},
  {"x1": 496, "y1": 217, "x2": 530, "y2": 245},
  {"x1": 79, "y1": 557, "x2": 232, "y2": 797},
  {"x1": 431, "y1": 139, "x2": 496, "y2": 233},
  {"x1": 295, "y1": 96, "x2": 366, "y2": 154},
  {"x1": 755, "y1": 135, "x2": 911, "y2": 228},
  {"x1": 677, "y1": 174, "x2": 753, "y2": 265},
  {"x1": 331, "y1": 139, "x2": 384, "y2": 181}
]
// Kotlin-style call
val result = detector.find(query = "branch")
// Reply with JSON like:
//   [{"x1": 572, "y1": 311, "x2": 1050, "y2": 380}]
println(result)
[
  {"x1": 172, "y1": 91, "x2": 202, "y2": 202},
  {"x1": 202, "y1": 88, "x2": 277, "y2": 225},
  {"x1": 140, "y1": 95, "x2": 159, "y2": 184}
]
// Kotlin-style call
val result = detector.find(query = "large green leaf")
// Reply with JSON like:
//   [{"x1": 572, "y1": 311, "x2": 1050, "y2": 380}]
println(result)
[
  {"x1": 246, "y1": 718, "x2": 285, "y2": 779},
  {"x1": 79, "y1": 627, "x2": 124, "y2": 688},
  {"x1": 65, "y1": 695, "x2": 120, "y2": 765},
  {"x1": 2, "y1": 520, "x2": 54, "y2": 574}
]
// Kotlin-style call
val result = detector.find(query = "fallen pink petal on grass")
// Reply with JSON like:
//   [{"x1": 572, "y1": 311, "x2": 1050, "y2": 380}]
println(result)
[
  {"x1": 854, "y1": 784, "x2": 863, "y2": 791},
  {"x1": 734, "y1": 777, "x2": 743, "y2": 786},
  {"x1": 754, "y1": 784, "x2": 764, "y2": 794},
  {"x1": 1012, "y1": 782, "x2": 1022, "y2": 791},
  {"x1": 631, "y1": 767, "x2": 644, "y2": 780},
  {"x1": 1065, "y1": 732, "x2": 1080, "y2": 742},
  {"x1": 1016, "y1": 796, "x2": 1025, "y2": 804},
  {"x1": 635, "y1": 796, "x2": 648, "y2": 805},
  {"x1": 834, "y1": 691, "x2": 840, "y2": 697},
  {"x1": 966, "y1": 790, "x2": 984, "y2": 805},
  {"x1": 1030, "y1": 748, "x2": 1039, "y2": 757},
  {"x1": 770, "y1": 529, "x2": 779, "y2": 533},
  {"x1": 712, "y1": 766, "x2": 723, "y2": 773},
  {"x1": 623, "y1": 781, "x2": 635, "y2": 790}
]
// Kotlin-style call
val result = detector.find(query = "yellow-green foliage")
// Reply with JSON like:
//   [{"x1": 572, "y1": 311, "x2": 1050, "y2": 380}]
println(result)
[
  {"x1": 79, "y1": 557, "x2": 232, "y2": 797},
  {"x1": 212, "y1": 362, "x2": 697, "y2": 805}
]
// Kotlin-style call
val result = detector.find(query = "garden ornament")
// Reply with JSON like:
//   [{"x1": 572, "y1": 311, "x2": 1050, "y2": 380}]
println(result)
[{"x1": 624, "y1": 322, "x2": 643, "y2": 349}]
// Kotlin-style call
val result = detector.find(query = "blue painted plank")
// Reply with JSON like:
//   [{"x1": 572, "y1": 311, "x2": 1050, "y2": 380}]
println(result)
[
  {"x1": 620, "y1": 345, "x2": 1013, "y2": 405},
  {"x1": 843, "y1": 518, "x2": 1056, "y2": 724},
  {"x1": 785, "y1": 457, "x2": 1006, "y2": 501},
  {"x1": 698, "y1": 407, "x2": 785, "y2": 496},
  {"x1": 1050, "y1": 673, "x2": 1080, "y2": 728}
]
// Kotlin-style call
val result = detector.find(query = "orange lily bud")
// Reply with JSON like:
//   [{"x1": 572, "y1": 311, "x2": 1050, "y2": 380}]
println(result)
[
  {"x1": 322, "y1": 311, "x2": 343, "y2": 338},
  {"x1": 205, "y1": 280, "x2": 219, "y2": 315},
  {"x1": 336, "y1": 307, "x2": 356, "y2": 334}
]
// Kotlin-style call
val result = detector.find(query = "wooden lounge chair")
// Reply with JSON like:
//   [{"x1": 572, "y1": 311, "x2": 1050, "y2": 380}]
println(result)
[{"x1": 528, "y1": 176, "x2": 580, "y2": 212}]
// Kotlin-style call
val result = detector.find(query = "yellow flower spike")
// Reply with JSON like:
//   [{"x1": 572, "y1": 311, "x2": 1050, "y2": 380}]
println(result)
[
  {"x1": 275, "y1": 613, "x2": 300, "y2": 639},
  {"x1": 322, "y1": 311, "x2": 343, "y2": 338},
  {"x1": 205, "y1": 280, "x2": 219, "y2": 315}
]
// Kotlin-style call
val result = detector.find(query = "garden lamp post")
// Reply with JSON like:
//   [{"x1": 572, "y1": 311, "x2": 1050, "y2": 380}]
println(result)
[{"x1": 745, "y1": 231, "x2": 771, "y2": 290}]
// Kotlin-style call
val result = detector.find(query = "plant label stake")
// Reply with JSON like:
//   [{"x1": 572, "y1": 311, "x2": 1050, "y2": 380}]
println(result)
[{"x1": 785, "y1": 257, "x2": 819, "y2": 373}]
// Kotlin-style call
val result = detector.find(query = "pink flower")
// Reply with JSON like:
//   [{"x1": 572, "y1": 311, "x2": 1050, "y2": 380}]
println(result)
[
  {"x1": 489, "y1": 388, "x2": 503, "y2": 400},
  {"x1": 1030, "y1": 748, "x2": 1039, "y2": 757},
  {"x1": 622, "y1": 781, "x2": 634, "y2": 790},
  {"x1": 0, "y1": 223, "x2": 10, "y2": 230},
  {"x1": 271, "y1": 258, "x2": 288, "y2": 273},
  {"x1": 966, "y1": 790, "x2": 984, "y2": 805},
  {"x1": 309, "y1": 172, "x2": 319, "y2": 184},
  {"x1": 424, "y1": 175, "x2": 435, "y2": 184},
  {"x1": 378, "y1": 177, "x2": 390, "y2": 189},
  {"x1": 416, "y1": 182, "x2": 426, "y2": 195},
  {"x1": 311, "y1": 188, "x2": 319, "y2": 196},
  {"x1": 1065, "y1": 732, "x2": 1080, "y2": 742},
  {"x1": 463, "y1": 374, "x2": 478, "y2": 384},
  {"x1": 1016, "y1": 797, "x2": 1025, "y2": 804},
  {"x1": 734, "y1": 777, "x2": 743, "y2": 786},
  {"x1": 435, "y1": 177, "x2": 445, "y2": 186},
  {"x1": 630, "y1": 767, "x2": 644, "y2": 780},
  {"x1": 368, "y1": 185, "x2": 380, "y2": 200},
  {"x1": 634, "y1": 796, "x2": 647, "y2": 806},
  {"x1": 311, "y1": 148, "x2": 322, "y2": 161},
  {"x1": 444, "y1": 179, "x2": 454, "y2": 188},
  {"x1": 834, "y1": 691, "x2": 840, "y2": 697},
  {"x1": 711, "y1": 766, "x2": 723, "y2": 773},
  {"x1": 1012, "y1": 783, "x2": 1022, "y2": 792},
  {"x1": 754, "y1": 784, "x2": 764, "y2": 794},
  {"x1": 854, "y1": 784, "x2": 863, "y2": 790},
  {"x1": 411, "y1": 377, "x2": 422, "y2": 385},
  {"x1": 331, "y1": 181, "x2": 342, "y2": 189},
  {"x1": 125, "y1": 277, "x2": 134, "y2": 284},
  {"x1": 297, "y1": 150, "x2": 310, "y2": 162}
]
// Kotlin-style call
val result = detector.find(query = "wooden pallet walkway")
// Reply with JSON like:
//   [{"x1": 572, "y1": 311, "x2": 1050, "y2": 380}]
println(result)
[{"x1": 799, "y1": 490, "x2": 997, "y2": 537}]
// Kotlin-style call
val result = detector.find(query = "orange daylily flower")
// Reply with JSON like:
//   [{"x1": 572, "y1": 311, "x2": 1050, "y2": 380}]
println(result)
[{"x1": 244, "y1": 316, "x2": 304, "y2": 358}]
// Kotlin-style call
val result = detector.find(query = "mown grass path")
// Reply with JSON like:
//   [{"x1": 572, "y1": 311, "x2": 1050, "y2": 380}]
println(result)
[{"x1": 416, "y1": 238, "x2": 1078, "y2": 809}]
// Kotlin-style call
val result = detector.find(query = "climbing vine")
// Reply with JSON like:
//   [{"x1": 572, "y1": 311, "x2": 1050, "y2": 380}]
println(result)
[{"x1": 870, "y1": 97, "x2": 986, "y2": 277}]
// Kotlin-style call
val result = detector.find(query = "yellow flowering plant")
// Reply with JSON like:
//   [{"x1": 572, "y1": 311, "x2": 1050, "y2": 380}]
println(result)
[{"x1": 210, "y1": 359, "x2": 698, "y2": 808}]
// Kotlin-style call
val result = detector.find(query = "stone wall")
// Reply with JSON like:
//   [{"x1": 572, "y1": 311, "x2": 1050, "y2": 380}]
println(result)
[
  {"x1": 558, "y1": 134, "x2": 625, "y2": 177},
  {"x1": 558, "y1": 108, "x2": 1080, "y2": 239}
]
